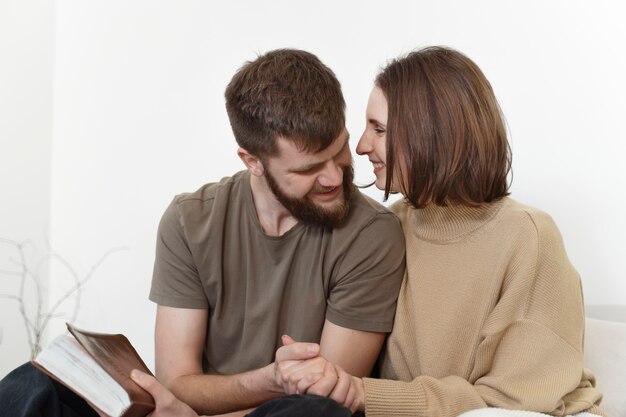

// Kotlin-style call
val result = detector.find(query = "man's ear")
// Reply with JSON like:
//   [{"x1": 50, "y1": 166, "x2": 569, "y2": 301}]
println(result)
[{"x1": 237, "y1": 147, "x2": 265, "y2": 177}]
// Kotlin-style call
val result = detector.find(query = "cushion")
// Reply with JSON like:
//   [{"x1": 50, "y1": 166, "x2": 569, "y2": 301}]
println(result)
[{"x1": 584, "y1": 316, "x2": 626, "y2": 417}]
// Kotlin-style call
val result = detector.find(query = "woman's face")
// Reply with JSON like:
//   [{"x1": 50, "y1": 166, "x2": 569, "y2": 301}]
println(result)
[{"x1": 356, "y1": 87, "x2": 392, "y2": 191}]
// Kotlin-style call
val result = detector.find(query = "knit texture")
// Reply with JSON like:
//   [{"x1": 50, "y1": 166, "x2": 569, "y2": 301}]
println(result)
[
  {"x1": 459, "y1": 408, "x2": 601, "y2": 417},
  {"x1": 363, "y1": 198, "x2": 604, "y2": 417}
]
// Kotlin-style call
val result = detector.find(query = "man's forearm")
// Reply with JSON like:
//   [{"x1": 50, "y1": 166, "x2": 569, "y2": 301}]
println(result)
[{"x1": 169, "y1": 363, "x2": 283, "y2": 415}]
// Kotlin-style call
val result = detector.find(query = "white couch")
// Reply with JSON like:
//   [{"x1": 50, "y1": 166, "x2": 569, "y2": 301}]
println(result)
[{"x1": 584, "y1": 305, "x2": 626, "y2": 416}]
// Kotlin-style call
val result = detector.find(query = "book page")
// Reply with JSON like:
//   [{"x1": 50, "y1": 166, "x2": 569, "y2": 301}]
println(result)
[{"x1": 35, "y1": 334, "x2": 130, "y2": 417}]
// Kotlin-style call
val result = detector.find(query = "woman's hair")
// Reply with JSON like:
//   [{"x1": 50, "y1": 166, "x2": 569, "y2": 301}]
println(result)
[{"x1": 376, "y1": 46, "x2": 512, "y2": 208}]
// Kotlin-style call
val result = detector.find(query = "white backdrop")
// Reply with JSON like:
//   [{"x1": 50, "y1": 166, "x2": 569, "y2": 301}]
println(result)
[
  {"x1": 0, "y1": 0, "x2": 54, "y2": 378},
  {"x1": 1, "y1": 0, "x2": 625, "y2": 377}
]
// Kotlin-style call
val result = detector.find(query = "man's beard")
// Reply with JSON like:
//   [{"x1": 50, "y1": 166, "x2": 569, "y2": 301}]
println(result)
[{"x1": 264, "y1": 165, "x2": 355, "y2": 228}]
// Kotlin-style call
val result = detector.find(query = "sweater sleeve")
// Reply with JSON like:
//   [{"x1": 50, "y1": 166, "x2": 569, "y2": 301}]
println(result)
[
  {"x1": 363, "y1": 374, "x2": 484, "y2": 417},
  {"x1": 363, "y1": 320, "x2": 602, "y2": 417},
  {"x1": 362, "y1": 210, "x2": 604, "y2": 417}
]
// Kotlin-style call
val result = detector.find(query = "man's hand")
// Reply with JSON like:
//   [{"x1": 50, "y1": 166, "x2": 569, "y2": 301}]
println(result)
[
  {"x1": 131, "y1": 370, "x2": 199, "y2": 417},
  {"x1": 274, "y1": 335, "x2": 365, "y2": 413},
  {"x1": 274, "y1": 335, "x2": 322, "y2": 394}
]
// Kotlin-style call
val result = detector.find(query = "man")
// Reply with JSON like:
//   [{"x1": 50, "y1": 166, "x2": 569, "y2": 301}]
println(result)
[
  {"x1": 149, "y1": 49, "x2": 405, "y2": 416},
  {"x1": 0, "y1": 49, "x2": 404, "y2": 417}
]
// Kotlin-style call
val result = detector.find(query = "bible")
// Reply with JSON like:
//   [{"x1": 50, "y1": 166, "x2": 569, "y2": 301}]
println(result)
[{"x1": 32, "y1": 323, "x2": 155, "y2": 417}]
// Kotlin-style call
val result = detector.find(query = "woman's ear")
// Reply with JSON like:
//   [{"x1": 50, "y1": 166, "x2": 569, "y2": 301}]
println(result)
[{"x1": 237, "y1": 147, "x2": 265, "y2": 177}]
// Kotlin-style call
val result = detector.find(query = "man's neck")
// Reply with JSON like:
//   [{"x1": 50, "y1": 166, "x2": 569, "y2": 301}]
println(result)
[{"x1": 249, "y1": 174, "x2": 298, "y2": 237}]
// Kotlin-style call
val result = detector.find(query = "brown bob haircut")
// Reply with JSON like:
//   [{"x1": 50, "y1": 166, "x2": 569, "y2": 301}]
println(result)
[
  {"x1": 225, "y1": 49, "x2": 346, "y2": 158},
  {"x1": 377, "y1": 46, "x2": 512, "y2": 208}
]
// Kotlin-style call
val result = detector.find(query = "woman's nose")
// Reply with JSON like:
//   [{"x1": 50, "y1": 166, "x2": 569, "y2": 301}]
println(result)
[{"x1": 356, "y1": 131, "x2": 372, "y2": 155}]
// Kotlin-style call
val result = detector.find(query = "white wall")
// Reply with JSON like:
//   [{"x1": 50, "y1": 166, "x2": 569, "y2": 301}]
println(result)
[
  {"x1": 0, "y1": 0, "x2": 54, "y2": 377},
  {"x1": 2, "y1": 0, "x2": 625, "y2": 377}
]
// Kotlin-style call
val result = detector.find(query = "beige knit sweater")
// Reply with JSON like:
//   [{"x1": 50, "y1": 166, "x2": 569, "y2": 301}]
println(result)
[{"x1": 363, "y1": 197, "x2": 604, "y2": 417}]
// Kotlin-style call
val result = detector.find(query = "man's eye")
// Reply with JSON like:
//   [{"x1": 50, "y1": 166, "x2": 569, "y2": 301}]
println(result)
[{"x1": 297, "y1": 166, "x2": 318, "y2": 174}]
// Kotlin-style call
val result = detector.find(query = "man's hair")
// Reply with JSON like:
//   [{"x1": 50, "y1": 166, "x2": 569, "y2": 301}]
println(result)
[
  {"x1": 376, "y1": 46, "x2": 512, "y2": 208},
  {"x1": 225, "y1": 49, "x2": 346, "y2": 158}
]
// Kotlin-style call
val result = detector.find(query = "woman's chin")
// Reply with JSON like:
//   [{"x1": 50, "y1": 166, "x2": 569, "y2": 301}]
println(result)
[{"x1": 375, "y1": 179, "x2": 386, "y2": 191}]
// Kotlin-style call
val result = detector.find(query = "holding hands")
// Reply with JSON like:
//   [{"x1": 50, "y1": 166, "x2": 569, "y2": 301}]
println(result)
[
  {"x1": 273, "y1": 335, "x2": 365, "y2": 413},
  {"x1": 125, "y1": 336, "x2": 365, "y2": 417}
]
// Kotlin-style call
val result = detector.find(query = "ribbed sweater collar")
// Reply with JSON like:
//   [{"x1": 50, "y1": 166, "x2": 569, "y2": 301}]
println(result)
[{"x1": 406, "y1": 197, "x2": 507, "y2": 243}]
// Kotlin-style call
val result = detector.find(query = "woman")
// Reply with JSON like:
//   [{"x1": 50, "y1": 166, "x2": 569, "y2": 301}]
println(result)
[
  {"x1": 273, "y1": 46, "x2": 604, "y2": 416},
  {"x1": 134, "y1": 46, "x2": 605, "y2": 416}
]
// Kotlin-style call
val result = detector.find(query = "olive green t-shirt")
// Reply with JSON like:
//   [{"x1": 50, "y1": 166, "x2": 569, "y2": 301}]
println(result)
[{"x1": 149, "y1": 171, "x2": 405, "y2": 375}]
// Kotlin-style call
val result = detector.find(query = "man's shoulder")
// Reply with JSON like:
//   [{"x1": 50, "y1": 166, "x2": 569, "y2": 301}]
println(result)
[
  {"x1": 162, "y1": 171, "x2": 249, "y2": 230},
  {"x1": 339, "y1": 190, "x2": 402, "y2": 235},
  {"x1": 175, "y1": 171, "x2": 247, "y2": 206},
  {"x1": 347, "y1": 189, "x2": 395, "y2": 217}
]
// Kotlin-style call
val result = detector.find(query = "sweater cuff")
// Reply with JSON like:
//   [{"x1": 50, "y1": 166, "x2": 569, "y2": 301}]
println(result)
[{"x1": 363, "y1": 377, "x2": 428, "y2": 417}]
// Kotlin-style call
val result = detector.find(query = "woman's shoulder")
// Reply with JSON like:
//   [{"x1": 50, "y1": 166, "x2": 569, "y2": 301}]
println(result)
[
  {"x1": 498, "y1": 198, "x2": 563, "y2": 239},
  {"x1": 387, "y1": 197, "x2": 566, "y2": 248},
  {"x1": 388, "y1": 198, "x2": 411, "y2": 224},
  {"x1": 388, "y1": 196, "x2": 560, "y2": 229},
  {"x1": 501, "y1": 197, "x2": 558, "y2": 232}
]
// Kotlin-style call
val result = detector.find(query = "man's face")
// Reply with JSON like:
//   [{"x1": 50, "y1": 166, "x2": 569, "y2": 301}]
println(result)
[{"x1": 263, "y1": 128, "x2": 354, "y2": 227}]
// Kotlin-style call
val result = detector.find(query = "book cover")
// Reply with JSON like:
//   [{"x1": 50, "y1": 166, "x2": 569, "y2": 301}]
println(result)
[{"x1": 32, "y1": 323, "x2": 156, "y2": 417}]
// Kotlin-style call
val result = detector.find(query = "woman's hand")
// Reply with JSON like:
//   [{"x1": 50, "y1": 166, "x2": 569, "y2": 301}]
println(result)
[
  {"x1": 274, "y1": 335, "x2": 364, "y2": 413},
  {"x1": 130, "y1": 370, "x2": 199, "y2": 417}
]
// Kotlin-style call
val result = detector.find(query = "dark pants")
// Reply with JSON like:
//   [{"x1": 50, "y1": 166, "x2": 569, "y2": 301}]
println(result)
[
  {"x1": 0, "y1": 363, "x2": 356, "y2": 417},
  {"x1": 0, "y1": 362, "x2": 99, "y2": 417},
  {"x1": 247, "y1": 394, "x2": 355, "y2": 417}
]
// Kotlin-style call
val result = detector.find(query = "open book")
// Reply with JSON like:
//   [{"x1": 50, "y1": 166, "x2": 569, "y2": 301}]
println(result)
[{"x1": 32, "y1": 323, "x2": 155, "y2": 417}]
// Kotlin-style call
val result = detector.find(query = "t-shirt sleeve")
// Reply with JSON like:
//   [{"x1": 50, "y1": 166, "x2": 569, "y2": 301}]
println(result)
[
  {"x1": 325, "y1": 212, "x2": 406, "y2": 333},
  {"x1": 149, "y1": 197, "x2": 208, "y2": 309}
]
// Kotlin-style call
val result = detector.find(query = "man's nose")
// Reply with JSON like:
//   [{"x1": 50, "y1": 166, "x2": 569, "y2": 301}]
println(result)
[{"x1": 318, "y1": 161, "x2": 343, "y2": 187}]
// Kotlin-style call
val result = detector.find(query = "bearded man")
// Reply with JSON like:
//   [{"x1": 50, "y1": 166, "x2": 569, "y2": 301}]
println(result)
[
  {"x1": 0, "y1": 49, "x2": 404, "y2": 417},
  {"x1": 149, "y1": 49, "x2": 405, "y2": 416}
]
